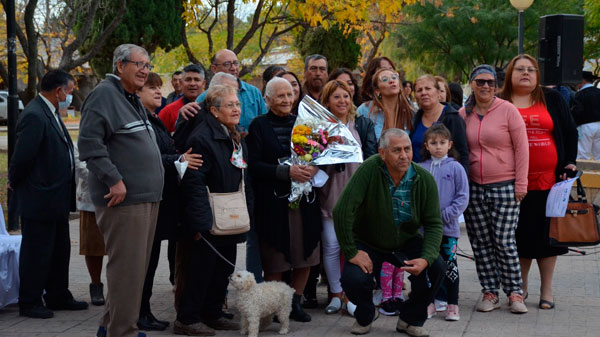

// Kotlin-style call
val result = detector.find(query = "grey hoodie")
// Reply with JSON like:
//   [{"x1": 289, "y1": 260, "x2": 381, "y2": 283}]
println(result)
[{"x1": 79, "y1": 74, "x2": 164, "y2": 207}]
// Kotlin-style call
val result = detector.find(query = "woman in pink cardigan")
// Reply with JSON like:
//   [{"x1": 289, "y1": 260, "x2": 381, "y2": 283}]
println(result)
[{"x1": 459, "y1": 65, "x2": 529, "y2": 315}]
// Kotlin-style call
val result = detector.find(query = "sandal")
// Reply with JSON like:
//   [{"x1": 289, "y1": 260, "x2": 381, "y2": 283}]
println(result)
[{"x1": 539, "y1": 299, "x2": 555, "y2": 310}]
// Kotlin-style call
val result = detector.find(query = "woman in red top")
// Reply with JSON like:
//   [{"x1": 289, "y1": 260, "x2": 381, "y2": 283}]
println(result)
[{"x1": 499, "y1": 54, "x2": 578, "y2": 310}]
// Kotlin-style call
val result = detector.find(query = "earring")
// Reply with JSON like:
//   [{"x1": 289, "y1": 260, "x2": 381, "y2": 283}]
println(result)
[
  {"x1": 214, "y1": 115, "x2": 218, "y2": 118},
  {"x1": 377, "y1": 93, "x2": 382, "y2": 99}
]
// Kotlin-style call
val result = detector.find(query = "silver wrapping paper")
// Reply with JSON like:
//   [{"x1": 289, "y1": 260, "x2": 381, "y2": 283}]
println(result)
[{"x1": 285, "y1": 95, "x2": 363, "y2": 205}]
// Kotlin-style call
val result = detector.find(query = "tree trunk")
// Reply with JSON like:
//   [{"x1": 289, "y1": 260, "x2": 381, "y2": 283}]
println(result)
[
  {"x1": 23, "y1": 0, "x2": 39, "y2": 104},
  {"x1": 226, "y1": 0, "x2": 235, "y2": 50}
]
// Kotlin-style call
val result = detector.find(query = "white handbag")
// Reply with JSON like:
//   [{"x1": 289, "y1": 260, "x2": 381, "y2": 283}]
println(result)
[{"x1": 207, "y1": 170, "x2": 250, "y2": 235}]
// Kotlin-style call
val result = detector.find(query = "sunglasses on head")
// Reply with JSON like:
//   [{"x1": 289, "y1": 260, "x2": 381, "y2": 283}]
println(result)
[{"x1": 473, "y1": 79, "x2": 496, "y2": 87}]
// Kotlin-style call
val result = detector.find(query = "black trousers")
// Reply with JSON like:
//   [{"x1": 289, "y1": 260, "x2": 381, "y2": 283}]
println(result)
[
  {"x1": 341, "y1": 236, "x2": 445, "y2": 327},
  {"x1": 19, "y1": 215, "x2": 73, "y2": 308},
  {"x1": 176, "y1": 238, "x2": 236, "y2": 324},
  {"x1": 140, "y1": 237, "x2": 163, "y2": 316}
]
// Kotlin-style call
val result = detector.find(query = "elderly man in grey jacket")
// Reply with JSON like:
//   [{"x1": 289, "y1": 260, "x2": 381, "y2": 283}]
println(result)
[{"x1": 79, "y1": 43, "x2": 164, "y2": 337}]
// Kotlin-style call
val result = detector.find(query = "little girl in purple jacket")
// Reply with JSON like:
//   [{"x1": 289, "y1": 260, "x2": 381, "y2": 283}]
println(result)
[{"x1": 419, "y1": 123, "x2": 469, "y2": 321}]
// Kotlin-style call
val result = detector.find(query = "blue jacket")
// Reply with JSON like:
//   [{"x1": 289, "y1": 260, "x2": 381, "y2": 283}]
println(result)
[
  {"x1": 418, "y1": 157, "x2": 468, "y2": 238},
  {"x1": 197, "y1": 79, "x2": 267, "y2": 131}
]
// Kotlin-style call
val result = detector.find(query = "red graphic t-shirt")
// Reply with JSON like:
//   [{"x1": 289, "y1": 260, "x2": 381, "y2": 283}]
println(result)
[{"x1": 518, "y1": 103, "x2": 557, "y2": 191}]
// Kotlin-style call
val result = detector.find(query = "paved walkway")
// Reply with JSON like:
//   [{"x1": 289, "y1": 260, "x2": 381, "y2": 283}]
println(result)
[{"x1": 1, "y1": 219, "x2": 599, "y2": 337}]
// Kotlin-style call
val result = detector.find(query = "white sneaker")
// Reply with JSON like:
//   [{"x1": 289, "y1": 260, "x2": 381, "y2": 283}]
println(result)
[
  {"x1": 434, "y1": 299, "x2": 447, "y2": 312},
  {"x1": 372, "y1": 289, "x2": 383, "y2": 306}
]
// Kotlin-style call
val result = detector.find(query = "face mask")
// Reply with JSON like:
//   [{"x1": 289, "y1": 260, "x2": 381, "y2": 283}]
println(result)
[{"x1": 58, "y1": 94, "x2": 73, "y2": 111}]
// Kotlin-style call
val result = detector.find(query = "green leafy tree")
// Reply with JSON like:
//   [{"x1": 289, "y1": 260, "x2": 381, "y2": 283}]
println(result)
[
  {"x1": 584, "y1": 0, "x2": 600, "y2": 76},
  {"x1": 394, "y1": 0, "x2": 583, "y2": 81},
  {"x1": 294, "y1": 24, "x2": 361, "y2": 71},
  {"x1": 79, "y1": 0, "x2": 182, "y2": 77}
]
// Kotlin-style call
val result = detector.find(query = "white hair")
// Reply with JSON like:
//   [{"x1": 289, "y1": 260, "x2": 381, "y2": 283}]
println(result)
[
  {"x1": 209, "y1": 72, "x2": 238, "y2": 89},
  {"x1": 112, "y1": 44, "x2": 149, "y2": 75},
  {"x1": 379, "y1": 128, "x2": 411, "y2": 149},
  {"x1": 265, "y1": 77, "x2": 292, "y2": 99}
]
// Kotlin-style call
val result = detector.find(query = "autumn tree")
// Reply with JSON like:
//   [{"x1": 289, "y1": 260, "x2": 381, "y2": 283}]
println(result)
[
  {"x1": 179, "y1": 0, "x2": 419, "y2": 77},
  {"x1": 0, "y1": 0, "x2": 128, "y2": 103}
]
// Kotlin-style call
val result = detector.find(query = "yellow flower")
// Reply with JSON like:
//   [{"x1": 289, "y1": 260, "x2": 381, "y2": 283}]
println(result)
[
  {"x1": 293, "y1": 125, "x2": 312, "y2": 136},
  {"x1": 292, "y1": 134, "x2": 308, "y2": 145}
]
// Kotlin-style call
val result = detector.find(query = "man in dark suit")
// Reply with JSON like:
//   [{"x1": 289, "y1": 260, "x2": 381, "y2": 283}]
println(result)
[
  {"x1": 9, "y1": 69, "x2": 88, "y2": 318},
  {"x1": 571, "y1": 71, "x2": 600, "y2": 160}
]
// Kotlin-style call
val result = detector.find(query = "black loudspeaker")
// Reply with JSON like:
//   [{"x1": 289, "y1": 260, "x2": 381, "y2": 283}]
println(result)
[{"x1": 538, "y1": 14, "x2": 584, "y2": 86}]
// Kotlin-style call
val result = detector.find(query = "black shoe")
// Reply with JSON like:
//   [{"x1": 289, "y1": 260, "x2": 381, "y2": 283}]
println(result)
[
  {"x1": 302, "y1": 296, "x2": 318, "y2": 309},
  {"x1": 149, "y1": 312, "x2": 170, "y2": 327},
  {"x1": 90, "y1": 283, "x2": 105, "y2": 306},
  {"x1": 46, "y1": 298, "x2": 89, "y2": 311},
  {"x1": 19, "y1": 305, "x2": 54, "y2": 319},
  {"x1": 221, "y1": 311, "x2": 234, "y2": 320},
  {"x1": 138, "y1": 313, "x2": 168, "y2": 331},
  {"x1": 291, "y1": 294, "x2": 311, "y2": 322}
]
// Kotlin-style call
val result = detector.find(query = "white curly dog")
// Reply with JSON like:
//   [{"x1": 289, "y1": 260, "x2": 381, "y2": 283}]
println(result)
[{"x1": 230, "y1": 270, "x2": 294, "y2": 337}]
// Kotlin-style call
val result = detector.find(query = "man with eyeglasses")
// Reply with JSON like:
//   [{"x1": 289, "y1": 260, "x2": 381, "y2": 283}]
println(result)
[
  {"x1": 303, "y1": 54, "x2": 328, "y2": 100},
  {"x1": 190, "y1": 49, "x2": 266, "y2": 131},
  {"x1": 159, "y1": 64, "x2": 206, "y2": 133},
  {"x1": 79, "y1": 43, "x2": 164, "y2": 337},
  {"x1": 572, "y1": 70, "x2": 600, "y2": 160}
]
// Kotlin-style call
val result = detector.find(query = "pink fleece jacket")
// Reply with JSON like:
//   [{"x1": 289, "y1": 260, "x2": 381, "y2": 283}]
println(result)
[{"x1": 459, "y1": 97, "x2": 529, "y2": 193}]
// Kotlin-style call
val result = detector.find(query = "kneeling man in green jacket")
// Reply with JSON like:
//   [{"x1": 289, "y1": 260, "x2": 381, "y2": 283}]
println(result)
[{"x1": 334, "y1": 128, "x2": 445, "y2": 337}]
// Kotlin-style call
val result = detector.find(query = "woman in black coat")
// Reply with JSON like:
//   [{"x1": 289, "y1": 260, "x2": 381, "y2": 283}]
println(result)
[
  {"x1": 499, "y1": 54, "x2": 578, "y2": 310},
  {"x1": 137, "y1": 73, "x2": 202, "y2": 331},
  {"x1": 175, "y1": 84, "x2": 253, "y2": 335},
  {"x1": 246, "y1": 77, "x2": 321, "y2": 323}
]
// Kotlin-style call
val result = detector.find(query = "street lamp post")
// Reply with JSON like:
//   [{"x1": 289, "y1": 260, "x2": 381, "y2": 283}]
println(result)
[{"x1": 510, "y1": 0, "x2": 535, "y2": 55}]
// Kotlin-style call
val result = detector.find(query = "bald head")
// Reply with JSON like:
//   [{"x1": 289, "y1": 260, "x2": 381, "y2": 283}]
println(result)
[{"x1": 211, "y1": 49, "x2": 239, "y2": 78}]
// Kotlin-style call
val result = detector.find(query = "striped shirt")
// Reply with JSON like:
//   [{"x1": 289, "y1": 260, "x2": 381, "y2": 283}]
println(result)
[{"x1": 383, "y1": 164, "x2": 415, "y2": 225}]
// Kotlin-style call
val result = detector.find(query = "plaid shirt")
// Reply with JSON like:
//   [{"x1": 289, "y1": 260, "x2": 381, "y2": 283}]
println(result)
[{"x1": 383, "y1": 164, "x2": 415, "y2": 226}]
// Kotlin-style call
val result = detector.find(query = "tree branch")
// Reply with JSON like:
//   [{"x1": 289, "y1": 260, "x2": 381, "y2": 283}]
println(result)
[
  {"x1": 233, "y1": 0, "x2": 266, "y2": 54},
  {"x1": 226, "y1": 0, "x2": 235, "y2": 49},
  {"x1": 181, "y1": 12, "x2": 201, "y2": 65},
  {"x1": 59, "y1": 0, "x2": 128, "y2": 70}
]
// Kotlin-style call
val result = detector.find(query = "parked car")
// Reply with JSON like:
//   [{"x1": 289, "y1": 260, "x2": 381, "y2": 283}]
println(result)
[{"x1": 0, "y1": 90, "x2": 25, "y2": 124}]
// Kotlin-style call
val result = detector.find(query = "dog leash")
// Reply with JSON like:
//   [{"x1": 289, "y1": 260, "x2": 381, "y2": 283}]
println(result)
[{"x1": 198, "y1": 233, "x2": 240, "y2": 270}]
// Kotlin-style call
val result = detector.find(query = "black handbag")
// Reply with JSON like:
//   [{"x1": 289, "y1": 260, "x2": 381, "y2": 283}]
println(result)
[{"x1": 549, "y1": 172, "x2": 600, "y2": 247}]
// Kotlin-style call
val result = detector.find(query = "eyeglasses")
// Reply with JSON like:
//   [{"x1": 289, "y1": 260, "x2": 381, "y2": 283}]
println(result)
[
  {"x1": 123, "y1": 59, "x2": 154, "y2": 71},
  {"x1": 379, "y1": 74, "x2": 399, "y2": 83},
  {"x1": 473, "y1": 79, "x2": 496, "y2": 87},
  {"x1": 213, "y1": 61, "x2": 239, "y2": 68},
  {"x1": 308, "y1": 66, "x2": 327, "y2": 73},
  {"x1": 216, "y1": 102, "x2": 242, "y2": 109},
  {"x1": 514, "y1": 66, "x2": 537, "y2": 74}
]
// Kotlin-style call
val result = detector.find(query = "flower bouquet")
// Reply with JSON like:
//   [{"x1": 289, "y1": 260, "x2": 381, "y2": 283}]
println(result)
[{"x1": 285, "y1": 95, "x2": 363, "y2": 208}]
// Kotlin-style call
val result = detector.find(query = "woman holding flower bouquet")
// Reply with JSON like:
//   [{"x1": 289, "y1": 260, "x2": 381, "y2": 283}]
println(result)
[
  {"x1": 317, "y1": 80, "x2": 377, "y2": 315},
  {"x1": 247, "y1": 77, "x2": 322, "y2": 323}
]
